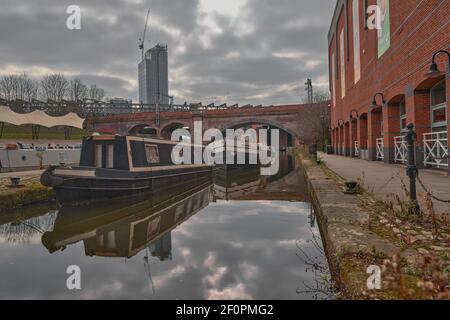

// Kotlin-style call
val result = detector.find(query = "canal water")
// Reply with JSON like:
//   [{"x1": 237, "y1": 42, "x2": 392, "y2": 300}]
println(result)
[{"x1": 0, "y1": 155, "x2": 332, "y2": 300}]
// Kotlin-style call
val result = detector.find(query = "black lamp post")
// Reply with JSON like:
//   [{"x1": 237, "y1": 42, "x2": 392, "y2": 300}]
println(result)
[
  {"x1": 426, "y1": 50, "x2": 450, "y2": 78},
  {"x1": 406, "y1": 123, "x2": 420, "y2": 214},
  {"x1": 371, "y1": 92, "x2": 386, "y2": 108}
]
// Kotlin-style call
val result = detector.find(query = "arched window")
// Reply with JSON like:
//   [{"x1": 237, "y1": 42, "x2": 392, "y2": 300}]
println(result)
[
  {"x1": 430, "y1": 80, "x2": 446, "y2": 132},
  {"x1": 399, "y1": 99, "x2": 407, "y2": 133}
]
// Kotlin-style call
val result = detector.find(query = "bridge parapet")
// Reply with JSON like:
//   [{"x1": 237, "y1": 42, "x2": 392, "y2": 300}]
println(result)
[{"x1": 0, "y1": 98, "x2": 280, "y2": 117}]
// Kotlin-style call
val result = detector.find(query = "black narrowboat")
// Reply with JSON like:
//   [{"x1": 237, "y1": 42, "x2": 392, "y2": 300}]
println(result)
[{"x1": 40, "y1": 135, "x2": 215, "y2": 205}]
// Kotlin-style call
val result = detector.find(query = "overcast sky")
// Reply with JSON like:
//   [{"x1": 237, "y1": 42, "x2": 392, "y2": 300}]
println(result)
[{"x1": 0, "y1": 0, "x2": 335, "y2": 105}]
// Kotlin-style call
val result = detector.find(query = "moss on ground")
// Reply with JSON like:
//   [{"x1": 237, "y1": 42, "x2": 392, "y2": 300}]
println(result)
[{"x1": 0, "y1": 182, "x2": 54, "y2": 212}]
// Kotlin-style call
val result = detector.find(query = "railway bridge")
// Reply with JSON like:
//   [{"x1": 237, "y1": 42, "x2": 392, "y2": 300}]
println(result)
[{"x1": 86, "y1": 102, "x2": 330, "y2": 147}]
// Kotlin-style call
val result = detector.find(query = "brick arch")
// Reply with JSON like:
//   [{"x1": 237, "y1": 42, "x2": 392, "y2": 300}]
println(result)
[
  {"x1": 128, "y1": 123, "x2": 157, "y2": 135},
  {"x1": 414, "y1": 74, "x2": 445, "y2": 92},
  {"x1": 215, "y1": 117, "x2": 303, "y2": 144},
  {"x1": 160, "y1": 121, "x2": 192, "y2": 139}
]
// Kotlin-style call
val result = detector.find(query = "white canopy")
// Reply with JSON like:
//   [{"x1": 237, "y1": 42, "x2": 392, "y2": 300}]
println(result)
[{"x1": 0, "y1": 105, "x2": 85, "y2": 129}]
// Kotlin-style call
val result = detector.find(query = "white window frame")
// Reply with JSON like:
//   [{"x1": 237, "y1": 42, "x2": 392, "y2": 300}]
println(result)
[
  {"x1": 430, "y1": 80, "x2": 447, "y2": 130},
  {"x1": 399, "y1": 100, "x2": 407, "y2": 133}
]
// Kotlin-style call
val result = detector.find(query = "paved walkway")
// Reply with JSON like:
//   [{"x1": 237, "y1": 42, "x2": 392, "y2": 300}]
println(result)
[{"x1": 319, "y1": 153, "x2": 450, "y2": 215}]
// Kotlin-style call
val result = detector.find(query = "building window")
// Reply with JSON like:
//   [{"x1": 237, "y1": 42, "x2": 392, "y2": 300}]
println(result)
[
  {"x1": 400, "y1": 100, "x2": 407, "y2": 132},
  {"x1": 340, "y1": 29, "x2": 346, "y2": 98},
  {"x1": 145, "y1": 144, "x2": 160, "y2": 164},
  {"x1": 430, "y1": 80, "x2": 447, "y2": 132},
  {"x1": 364, "y1": 0, "x2": 368, "y2": 30}
]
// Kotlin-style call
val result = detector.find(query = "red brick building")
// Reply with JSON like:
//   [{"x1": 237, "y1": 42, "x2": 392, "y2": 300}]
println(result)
[{"x1": 328, "y1": 0, "x2": 450, "y2": 174}]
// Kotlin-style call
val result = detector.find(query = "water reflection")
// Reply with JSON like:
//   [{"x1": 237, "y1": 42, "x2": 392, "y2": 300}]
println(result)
[
  {"x1": 0, "y1": 203, "x2": 58, "y2": 246},
  {"x1": 0, "y1": 155, "x2": 332, "y2": 299},
  {"x1": 42, "y1": 181, "x2": 214, "y2": 259}
]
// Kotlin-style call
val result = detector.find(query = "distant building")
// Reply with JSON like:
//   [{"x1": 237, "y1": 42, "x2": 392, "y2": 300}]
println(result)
[
  {"x1": 138, "y1": 44, "x2": 169, "y2": 105},
  {"x1": 149, "y1": 233, "x2": 172, "y2": 261}
]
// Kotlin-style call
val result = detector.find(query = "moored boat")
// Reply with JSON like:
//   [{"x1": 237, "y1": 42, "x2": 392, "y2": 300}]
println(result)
[{"x1": 40, "y1": 134, "x2": 215, "y2": 205}]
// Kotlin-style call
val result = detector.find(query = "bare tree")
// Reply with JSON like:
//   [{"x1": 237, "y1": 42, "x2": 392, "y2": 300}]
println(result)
[
  {"x1": 312, "y1": 89, "x2": 331, "y2": 103},
  {"x1": 302, "y1": 87, "x2": 331, "y2": 104},
  {"x1": 40, "y1": 73, "x2": 69, "y2": 101},
  {"x1": 68, "y1": 78, "x2": 88, "y2": 101},
  {"x1": 23, "y1": 76, "x2": 39, "y2": 101},
  {"x1": 314, "y1": 89, "x2": 331, "y2": 151},
  {"x1": 0, "y1": 75, "x2": 16, "y2": 100},
  {"x1": 88, "y1": 84, "x2": 106, "y2": 101},
  {"x1": 0, "y1": 73, "x2": 39, "y2": 101},
  {"x1": 302, "y1": 87, "x2": 331, "y2": 150}
]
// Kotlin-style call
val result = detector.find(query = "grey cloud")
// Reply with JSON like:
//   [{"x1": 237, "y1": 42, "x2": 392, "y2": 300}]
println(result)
[{"x1": 0, "y1": 0, "x2": 335, "y2": 104}]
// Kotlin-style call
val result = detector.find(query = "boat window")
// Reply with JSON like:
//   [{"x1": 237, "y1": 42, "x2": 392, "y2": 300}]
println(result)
[
  {"x1": 94, "y1": 144, "x2": 102, "y2": 168},
  {"x1": 147, "y1": 216, "x2": 161, "y2": 241},
  {"x1": 106, "y1": 144, "x2": 114, "y2": 169},
  {"x1": 145, "y1": 144, "x2": 160, "y2": 164},
  {"x1": 106, "y1": 231, "x2": 116, "y2": 249},
  {"x1": 174, "y1": 205, "x2": 185, "y2": 222}
]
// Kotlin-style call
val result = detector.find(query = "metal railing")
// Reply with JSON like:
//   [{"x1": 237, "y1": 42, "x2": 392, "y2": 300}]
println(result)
[
  {"x1": 0, "y1": 98, "x2": 267, "y2": 117},
  {"x1": 394, "y1": 135, "x2": 407, "y2": 164},
  {"x1": 354, "y1": 141, "x2": 360, "y2": 157},
  {"x1": 423, "y1": 131, "x2": 448, "y2": 169},
  {"x1": 376, "y1": 138, "x2": 384, "y2": 160}
]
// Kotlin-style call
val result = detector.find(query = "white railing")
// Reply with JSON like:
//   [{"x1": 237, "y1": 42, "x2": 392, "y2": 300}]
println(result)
[
  {"x1": 423, "y1": 131, "x2": 448, "y2": 169},
  {"x1": 394, "y1": 136, "x2": 407, "y2": 164},
  {"x1": 376, "y1": 138, "x2": 384, "y2": 160},
  {"x1": 354, "y1": 141, "x2": 359, "y2": 157}
]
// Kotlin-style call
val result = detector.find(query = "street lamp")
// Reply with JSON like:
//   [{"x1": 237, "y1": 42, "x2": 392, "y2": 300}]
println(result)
[
  {"x1": 406, "y1": 123, "x2": 420, "y2": 214},
  {"x1": 426, "y1": 49, "x2": 450, "y2": 78},
  {"x1": 371, "y1": 92, "x2": 386, "y2": 108}
]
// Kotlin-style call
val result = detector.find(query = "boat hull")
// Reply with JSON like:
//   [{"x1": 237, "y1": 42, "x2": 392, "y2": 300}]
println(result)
[{"x1": 41, "y1": 165, "x2": 215, "y2": 205}]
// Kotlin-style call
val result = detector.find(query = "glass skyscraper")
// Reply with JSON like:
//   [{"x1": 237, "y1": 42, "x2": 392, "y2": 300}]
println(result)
[{"x1": 138, "y1": 44, "x2": 169, "y2": 105}]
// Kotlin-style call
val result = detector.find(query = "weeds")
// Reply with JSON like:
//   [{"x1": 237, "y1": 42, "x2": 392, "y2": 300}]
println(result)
[{"x1": 382, "y1": 253, "x2": 450, "y2": 300}]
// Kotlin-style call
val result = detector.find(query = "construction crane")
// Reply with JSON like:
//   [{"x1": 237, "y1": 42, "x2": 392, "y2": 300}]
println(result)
[{"x1": 139, "y1": 9, "x2": 151, "y2": 60}]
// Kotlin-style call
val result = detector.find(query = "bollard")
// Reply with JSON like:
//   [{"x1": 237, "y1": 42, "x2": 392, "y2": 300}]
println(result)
[
  {"x1": 405, "y1": 123, "x2": 420, "y2": 214},
  {"x1": 309, "y1": 143, "x2": 318, "y2": 161},
  {"x1": 10, "y1": 177, "x2": 21, "y2": 187},
  {"x1": 326, "y1": 145, "x2": 333, "y2": 155}
]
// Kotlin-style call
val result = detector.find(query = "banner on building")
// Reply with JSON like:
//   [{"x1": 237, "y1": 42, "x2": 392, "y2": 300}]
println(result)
[
  {"x1": 377, "y1": 0, "x2": 391, "y2": 58},
  {"x1": 340, "y1": 29, "x2": 345, "y2": 98},
  {"x1": 353, "y1": 0, "x2": 361, "y2": 83}
]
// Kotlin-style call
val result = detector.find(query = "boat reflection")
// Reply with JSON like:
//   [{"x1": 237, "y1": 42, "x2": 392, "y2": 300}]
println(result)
[
  {"x1": 42, "y1": 179, "x2": 214, "y2": 259},
  {"x1": 214, "y1": 154, "x2": 296, "y2": 200}
]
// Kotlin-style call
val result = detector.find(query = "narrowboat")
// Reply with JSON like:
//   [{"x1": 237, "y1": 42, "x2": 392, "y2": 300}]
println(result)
[{"x1": 40, "y1": 134, "x2": 215, "y2": 205}]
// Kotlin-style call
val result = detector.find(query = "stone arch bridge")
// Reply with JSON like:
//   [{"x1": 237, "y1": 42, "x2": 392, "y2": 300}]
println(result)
[{"x1": 86, "y1": 102, "x2": 329, "y2": 147}]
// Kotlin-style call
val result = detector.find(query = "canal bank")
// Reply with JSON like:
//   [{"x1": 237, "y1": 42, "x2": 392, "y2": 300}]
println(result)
[
  {"x1": 0, "y1": 172, "x2": 54, "y2": 212},
  {"x1": 301, "y1": 154, "x2": 450, "y2": 299}
]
